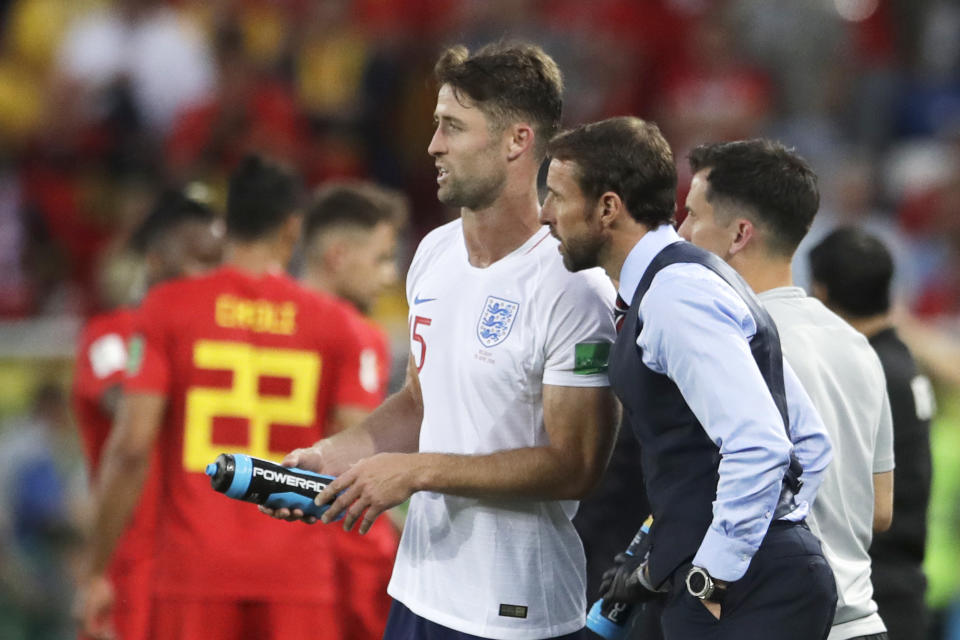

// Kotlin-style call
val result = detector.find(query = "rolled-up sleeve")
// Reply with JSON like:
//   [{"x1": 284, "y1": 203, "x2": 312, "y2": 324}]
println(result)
[{"x1": 638, "y1": 266, "x2": 794, "y2": 581}]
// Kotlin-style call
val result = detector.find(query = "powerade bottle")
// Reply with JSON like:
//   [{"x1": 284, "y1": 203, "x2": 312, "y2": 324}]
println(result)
[
  {"x1": 206, "y1": 453, "x2": 343, "y2": 520},
  {"x1": 586, "y1": 516, "x2": 654, "y2": 639}
]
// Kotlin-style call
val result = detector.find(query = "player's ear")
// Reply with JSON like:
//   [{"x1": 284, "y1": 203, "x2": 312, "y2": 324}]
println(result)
[
  {"x1": 506, "y1": 124, "x2": 534, "y2": 161},
  {"x1": 597, "y1": 192, "x2": 623, "y2": 229},
  {"x1": 728, "y1": 218, "x2": 754, "y2": 256},
  {"x1": 325, "y1": 240, "x2": 348, "y2": 272},
  {"x1": 282, "y1": 213, "x2": 302, "y2": 246}
]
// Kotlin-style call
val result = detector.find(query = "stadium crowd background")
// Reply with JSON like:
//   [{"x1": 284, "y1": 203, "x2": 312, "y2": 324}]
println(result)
[{"x1": 0, "y1": 0, "x2": 957, "y2": 638}]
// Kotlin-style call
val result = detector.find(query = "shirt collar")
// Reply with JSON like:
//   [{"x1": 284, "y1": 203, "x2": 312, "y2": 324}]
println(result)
[
  {"x1": 757, "y1": 286, "x2": 807, "y2": 302},
  {"x1": 618, "y1": 224, "x2": 683, "y2": 303}
]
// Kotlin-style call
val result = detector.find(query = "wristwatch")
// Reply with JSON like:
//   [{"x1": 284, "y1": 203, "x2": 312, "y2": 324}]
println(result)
[{"x1": 685, "y1": 566, "x2": 727, "y2": 603}]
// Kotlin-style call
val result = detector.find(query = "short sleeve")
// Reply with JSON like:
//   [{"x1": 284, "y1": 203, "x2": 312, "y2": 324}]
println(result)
[
  {"x1": 874, "y1": 388, "x2": 896, "y2": 473},
  {"x1": 542, "y1": 269, "x2": 616, "y2": 388},
  {"x1": 124, "y1": 291, "x2": 172, "y2": 395},
  {"x1": 328, "y1": 306, "x2": 384, "y2": 411},
  {"x1": 73, "y1": 322, "x2": 126, "y2": 403}
]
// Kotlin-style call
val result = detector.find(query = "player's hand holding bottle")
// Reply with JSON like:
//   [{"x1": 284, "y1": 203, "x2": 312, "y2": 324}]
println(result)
[{"x1": 258, "y1": 445, "x2": 328, "y2": 523}]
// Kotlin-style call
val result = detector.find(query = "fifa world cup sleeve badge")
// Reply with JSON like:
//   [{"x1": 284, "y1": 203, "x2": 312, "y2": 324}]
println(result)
[{"x1": 574, "y1": 342, "x2": 611, "y2": 375}]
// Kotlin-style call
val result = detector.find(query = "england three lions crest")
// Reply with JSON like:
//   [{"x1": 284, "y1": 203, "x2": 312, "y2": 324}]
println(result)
[{"x1": 477, "y1": 296, "x2": 520, "y2": 348}]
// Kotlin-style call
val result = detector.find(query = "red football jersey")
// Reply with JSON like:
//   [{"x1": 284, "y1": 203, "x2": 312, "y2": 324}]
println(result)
[
  {"x1": 73, "y1": 308, "x2": 137, "y2": 469},
  {"x1": 72, "y1": 308, "x2": 159, "y2": 564},
  {"x1": 125, "y1": 266, "x2": 379, "y2": 601}
]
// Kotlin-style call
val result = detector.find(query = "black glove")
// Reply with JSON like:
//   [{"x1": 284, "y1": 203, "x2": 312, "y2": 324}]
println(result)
[{"x1": 598, "y1": 553, "x2": 661, "y2": 604}]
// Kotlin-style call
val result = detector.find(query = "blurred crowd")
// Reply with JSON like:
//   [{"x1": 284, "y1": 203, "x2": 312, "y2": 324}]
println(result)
[
  {"x1": 0, "y1": 0, "x2": 956, "y2": 322},
  {"x1": 0, "y1": 0, "x2": 959, "y2": 638}
]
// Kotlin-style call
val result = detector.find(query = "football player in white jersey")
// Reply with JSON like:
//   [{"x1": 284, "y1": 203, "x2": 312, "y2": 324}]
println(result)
[{"x1": 265, "y1": 42, "x2": 620, "y2": 640}]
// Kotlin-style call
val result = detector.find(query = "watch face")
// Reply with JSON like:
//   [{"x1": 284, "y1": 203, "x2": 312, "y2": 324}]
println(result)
[{"x1": 688, "y1": 570, "x2": 707, "y2": 594}]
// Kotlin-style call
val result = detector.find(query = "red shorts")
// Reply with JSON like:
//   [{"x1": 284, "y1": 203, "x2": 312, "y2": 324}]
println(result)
[
  {"x1": 111, "y1": 558, "x2": 153, "y2": 640},
  {"x1": 150, "y1": 598, "x2": 343, "y2": 640}
]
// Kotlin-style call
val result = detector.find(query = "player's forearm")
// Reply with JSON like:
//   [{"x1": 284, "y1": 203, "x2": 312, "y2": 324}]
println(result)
[
  {"x1": 83, "y1": 392, "x2": 164, "y2": 577},
  {"x1": 322, "y1": 384, "x2": 422, "y2": 475},
  {"x1": 411, "y1": 445, "x2": 603, "y2": 501},
  {"x1": 85, "y1": 443, "x2": 149, "y2": 576}
]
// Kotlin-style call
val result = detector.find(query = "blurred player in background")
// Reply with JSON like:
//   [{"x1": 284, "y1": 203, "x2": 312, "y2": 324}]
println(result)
[
  {"x1": 300, "y1": 181, "x2": 407, "y2": 639},
  {"x1": 811, "y1": 228, "x2": 935, "y2": 640},
  {"x1": 71, "y1": 190, "x2": 222, "y2": 640},
  {"x1": 75, "y1": 155, "x2": 380, "y2": 640}
]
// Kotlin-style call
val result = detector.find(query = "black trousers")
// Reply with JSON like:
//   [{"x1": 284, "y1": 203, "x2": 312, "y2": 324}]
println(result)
[
  {"x1": 658, "y1": 522, "x2": 837, "y2": 640},
  {"x1": 872, "y1": 563, "x2": 927, "y2": 640}
]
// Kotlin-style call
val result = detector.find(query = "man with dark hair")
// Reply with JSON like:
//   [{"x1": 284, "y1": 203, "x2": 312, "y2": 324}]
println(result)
[
  {"x1": 127, "y1": 189, "x2": 224, "y2": 287},
  {"x1": 811, "y1": 227, "x2": 934, "y2": 640},
  {"x1": 71, "y1": 189, "x2": 221, "y2": 640},
  {"x1": 267, "y1": 43, "x2": 619, "y2": 640},
  {"x1": 678, "y1": 139, "x2": 894, "y2": 640},
  {"x1": 76, "y1": 155, "x2": 381, "y2": 640},
  {"x1": 432, "y1": 42, "x2": 563, "y2": 159},
  {"x1": 300, "y1": 181, "x2": 407, "y2": 640},
  {"x1": 540, "y1": 117, "x2": 836, "y2": 639},
  {"x1": 809, "y1": 227, "x2": 893, "y2": 318},
  {"x1": 303, "y1": 182, "x2": 405, "y2": 315}
]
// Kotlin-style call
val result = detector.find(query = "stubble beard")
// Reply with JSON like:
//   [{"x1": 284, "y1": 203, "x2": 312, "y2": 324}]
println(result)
[
  {"x1": 438, "y1": 171, "x2": 507, "y2": 211},
  {"x1": 437, "y1": 142, "x2": 508, "y2": 210},
  {"x1": 559, "y1": 229, "x2": 604, "y2": 273}
]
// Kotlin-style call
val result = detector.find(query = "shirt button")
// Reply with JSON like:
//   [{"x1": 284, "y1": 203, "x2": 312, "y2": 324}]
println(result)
[{"x1": 764, "y1": 511, "x2": 771, "y2": 519}]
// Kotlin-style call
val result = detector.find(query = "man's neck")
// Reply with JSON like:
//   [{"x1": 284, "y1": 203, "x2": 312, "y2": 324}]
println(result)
[
  {"x1": 300, "y1": 269, "x2": 366, "y2": 314},
  {"x1": 225, "y1": 240, "x2": 289, "y2": 276},
  {"x1": 603, "y1": 222, "x2": 652, "y2": 285},
  {"x1": 460, "y1": 180, "x2": 541, "y2": 268},
  {"x1": 301, "y1": 269, "x2": 335, "y2": 298},
  {"x1": 844, "y1": 313, "x2": 892, "y2": 339},
  {"x1": 733, "y1": 255, "x2": 793, "y2": 294}
]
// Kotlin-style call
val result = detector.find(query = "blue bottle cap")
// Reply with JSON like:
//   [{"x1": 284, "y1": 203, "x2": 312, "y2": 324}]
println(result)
[{"x1": 205, "y1": 463, "x2": 217, "y2": 477}]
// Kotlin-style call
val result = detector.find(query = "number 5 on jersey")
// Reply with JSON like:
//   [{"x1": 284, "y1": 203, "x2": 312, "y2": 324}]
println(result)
[{"x1": 412, "y1": 316, "x2": 432, "y2": 373}]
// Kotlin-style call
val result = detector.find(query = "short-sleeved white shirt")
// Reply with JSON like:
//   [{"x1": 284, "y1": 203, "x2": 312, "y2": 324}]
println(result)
[
  {"x1": 760, "y1": 288, "x2": 895, "y2": 640},
  {"x1": 388, "y1": 220, "x2": 616, "y2": 639}
]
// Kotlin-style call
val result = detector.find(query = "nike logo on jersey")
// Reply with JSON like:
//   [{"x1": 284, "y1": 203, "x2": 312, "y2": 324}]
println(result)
[{"x1": 414, "y1": 294, "x2": 438, "y2": 305}]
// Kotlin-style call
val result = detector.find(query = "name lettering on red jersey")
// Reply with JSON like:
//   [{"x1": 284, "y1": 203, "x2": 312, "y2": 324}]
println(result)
[{"x1": 215, "y1": 295, "x2": 297, "y2": 335}]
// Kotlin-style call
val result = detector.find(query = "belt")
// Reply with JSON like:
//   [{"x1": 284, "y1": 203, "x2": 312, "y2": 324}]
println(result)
[
  {"x1": 772, "y1": 483, "x2": 799, "y2": 519},
  {"x1": 773, "y1": 461, "x2": 803, "y2": 519}
]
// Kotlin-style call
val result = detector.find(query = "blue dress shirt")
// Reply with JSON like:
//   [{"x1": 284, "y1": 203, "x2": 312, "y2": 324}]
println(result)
[{"x1": 618, "y1": 224, "x2": 832, "y2": 582}]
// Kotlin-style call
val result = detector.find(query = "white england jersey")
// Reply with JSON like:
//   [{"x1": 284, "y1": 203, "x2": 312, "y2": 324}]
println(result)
[{"x1": 388, "y1": 219, "x2": 616, "y2": 639}]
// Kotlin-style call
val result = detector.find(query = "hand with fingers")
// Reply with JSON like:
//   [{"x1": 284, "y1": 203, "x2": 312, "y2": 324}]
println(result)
[
  {"x1": 598, "y1": 553, "x2": 663, "y2": 604},
  {"x1": 315, "y1": 453, "x2": 419, "y2": 534},
  {"x1": 74, "y1": 573, "x2": 116, "y2": 640},
  {"x1": 258, "y1": 445, "x2": 327, "y2": 524}
]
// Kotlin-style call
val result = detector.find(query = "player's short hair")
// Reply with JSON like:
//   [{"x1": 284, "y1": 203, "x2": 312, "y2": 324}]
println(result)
[
  {"x1": 130, "y1": 189, "x2": 214, "y2": 254},
  {"x1": 809, "y1": 227, "x2": 894, "y2": 317},
  {"x1": 688, "y1": 140, "x2": 819, "y2": 257},
  {"x1": 547, "y1": 116, "x2": 677, "y2": 228},
  {"x1": 434, "y1": 41, "x2": 563, "y2": 159},
  {"x1": 304, "y1": 181, "x2": 408, "y2": 244},
  {"x1": 226, "y1": 155, "x2": 301, "y2": 241}
]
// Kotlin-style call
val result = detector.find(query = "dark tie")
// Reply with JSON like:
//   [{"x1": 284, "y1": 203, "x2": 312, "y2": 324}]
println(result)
[{"x1": 614, "y1": 293, "x2": 629, "y2": 334}]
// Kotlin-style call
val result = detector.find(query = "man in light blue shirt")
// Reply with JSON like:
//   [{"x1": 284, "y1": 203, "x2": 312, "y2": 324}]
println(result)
[
  {"x1": 540, "y1": 116, "x2": 837, "y2": 639},
  {"x1": 679, "y1": 141, "x2": 895, "y2": 640}
]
